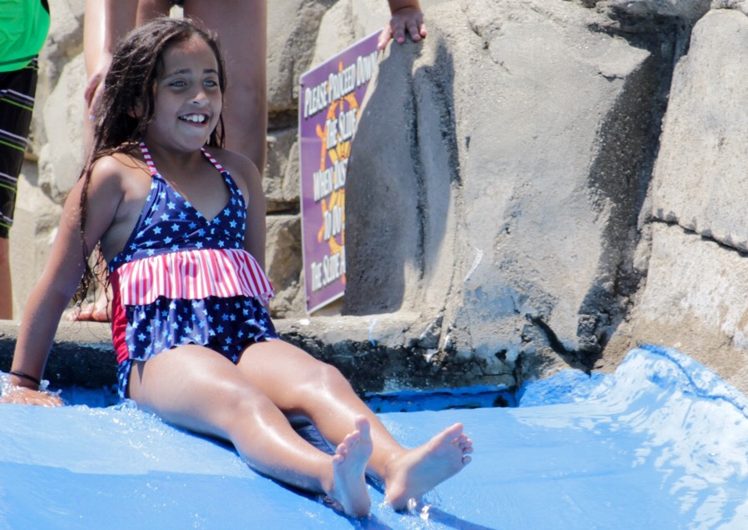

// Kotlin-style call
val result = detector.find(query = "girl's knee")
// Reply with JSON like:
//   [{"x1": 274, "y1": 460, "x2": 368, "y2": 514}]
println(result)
[
  {"x1": 314, "y1": 362, "x2": 354, "y2": 396},
  {"x1": 216, "y1": 382, "x2": 274, "y2": 429}
]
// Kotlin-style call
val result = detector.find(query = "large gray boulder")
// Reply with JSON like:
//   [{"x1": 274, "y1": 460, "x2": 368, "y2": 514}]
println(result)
[
  {"x1": 620, "y1": 9, "x2": 748, "y2": 392},
  {"x1": 652, "y1": 9, "x2": 748, "y2": 250},
  {"x1": 267, "y1": 0, "x2": 338, "y2": 115},
  {"x1": 345, "y1": 0, "x2": 676, "y2": 383}
]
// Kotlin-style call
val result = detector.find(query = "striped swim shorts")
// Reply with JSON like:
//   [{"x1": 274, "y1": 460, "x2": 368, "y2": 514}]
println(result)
[{"x1": 0, "y1": 58, "x2": 38, "y2": 238}]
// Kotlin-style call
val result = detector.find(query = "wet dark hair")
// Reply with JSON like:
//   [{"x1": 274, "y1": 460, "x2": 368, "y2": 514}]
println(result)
[{"x1": 74, "y1": 17, "x2": 227, "y2": 304}]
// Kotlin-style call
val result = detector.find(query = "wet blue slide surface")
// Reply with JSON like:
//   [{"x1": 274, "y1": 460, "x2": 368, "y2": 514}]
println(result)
[{"x1": 1, "y1": 345, "x2": 747, "y2": 529}]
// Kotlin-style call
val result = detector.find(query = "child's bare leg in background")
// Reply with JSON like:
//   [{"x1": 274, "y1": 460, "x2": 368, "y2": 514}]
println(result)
[
  {"x1": 83, "y1": 0, "x2": 138, "y2": 154},
  {"x1": 181, "y1": 0, "x2": 268, "y2": 173},
  {"x1": 0, "y1": 238, "x2": 11, "y2": 319}
]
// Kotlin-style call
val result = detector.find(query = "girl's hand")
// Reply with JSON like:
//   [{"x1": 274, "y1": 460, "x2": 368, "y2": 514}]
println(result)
[
  {"x1": 84, "y1": 53, "x2": 112, "y2": 113},
  {"x1": 0, "y1": 385, "x2": 63, "y2": 407},
  {"x1": 378, "y1": 6, "x2": 427, "y2": 51}
]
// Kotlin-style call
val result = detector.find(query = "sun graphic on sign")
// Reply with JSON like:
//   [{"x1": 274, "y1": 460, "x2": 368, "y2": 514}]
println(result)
[{"x1": 313, "y1": 61, "x2": 361, "y2": 286}]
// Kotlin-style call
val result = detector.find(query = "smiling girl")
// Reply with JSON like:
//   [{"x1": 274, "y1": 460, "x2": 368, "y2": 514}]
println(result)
[{"x1": 2, "y1": 18, "x2": 472, "y2": 518}]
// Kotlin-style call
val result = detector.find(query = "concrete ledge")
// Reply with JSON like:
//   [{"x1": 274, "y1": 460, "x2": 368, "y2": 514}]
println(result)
[
  {"x1": 0, "y1": 320, "x2": 116, "y2": 389},
  {"x1": 0, "y1": 314, "x2": 512, "y2": 393}
]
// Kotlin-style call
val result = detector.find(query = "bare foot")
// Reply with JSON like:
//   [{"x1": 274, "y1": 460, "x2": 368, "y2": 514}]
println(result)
[
  {"x1": 384, "y1": 423, "x2": 473, "y2": 510},
  {"x1": 326, "y1": 416, "x2": 373, "y2": 517}
]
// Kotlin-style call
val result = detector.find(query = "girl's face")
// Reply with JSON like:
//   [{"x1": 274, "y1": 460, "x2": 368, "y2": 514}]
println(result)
[{"x1": 144, "y1": 34, "x2": 222, "y2": 151}]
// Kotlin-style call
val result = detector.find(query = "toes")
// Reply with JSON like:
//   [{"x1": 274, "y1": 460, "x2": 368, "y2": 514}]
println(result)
[
  {"x1": 451, "y1": 433, "x2": 473, "y2": 453},
  {"x1": 345, "y1": 431, "x2": 361, "y2": 448},
  {"x1": 439, "y1": 423, "x2": 464, "y2": 444},
  {"x1": 354, "y1": 416, "x2": 371, "y2": 437},
  {"x1": 335, "y1": 441, "x2": 349, "y2": 460},
  {"x1": 447, "y1": 422, "x2": 464, "y2": 435}
]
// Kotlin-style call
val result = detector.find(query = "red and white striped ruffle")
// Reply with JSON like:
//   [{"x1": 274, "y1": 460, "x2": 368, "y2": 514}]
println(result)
[{"x1": 113, "y1": 248, "x2": 273, "y2": 306}]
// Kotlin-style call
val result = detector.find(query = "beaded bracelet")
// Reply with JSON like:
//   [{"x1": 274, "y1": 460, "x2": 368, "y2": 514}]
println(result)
[{"x1": 9, "y1": 370, "x2": 41, "y2": 388}]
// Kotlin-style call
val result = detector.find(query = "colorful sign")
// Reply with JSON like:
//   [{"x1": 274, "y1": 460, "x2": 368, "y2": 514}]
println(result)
[{"x1": 299, "y1": 32, "x2": 379, "y2": 313}]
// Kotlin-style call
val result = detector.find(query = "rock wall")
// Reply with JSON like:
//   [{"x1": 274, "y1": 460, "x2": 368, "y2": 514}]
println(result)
[
  {"x1": 9, "y1": 0, "x2": 748, "y2": 394},
  {"x1": 622, "y1": 7, "x2": 748, "y2": 387},
  {"x1": 336, "y1": 0, "x2": 748, "y2": 393}
]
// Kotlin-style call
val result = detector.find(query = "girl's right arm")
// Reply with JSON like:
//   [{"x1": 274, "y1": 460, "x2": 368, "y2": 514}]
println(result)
[{"x1": 1, "y1": 158, "x2": 126, "y2": 405}]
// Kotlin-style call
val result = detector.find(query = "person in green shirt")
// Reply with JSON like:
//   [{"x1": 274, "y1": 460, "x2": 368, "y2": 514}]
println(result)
[{"x1": 0, "y1": 0, "x2": 51, "y2": 319}]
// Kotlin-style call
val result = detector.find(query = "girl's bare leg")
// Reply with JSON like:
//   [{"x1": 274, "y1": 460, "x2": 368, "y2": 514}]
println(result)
[
  {"x1": 181, "y1": 0, "x2": 268, "y2": 173},
  {"x1": 128, "y1": 345, "x2": 372, "y2": 516},
  {"x1": 83, "y1": 0, "x2": 104, "y2": 155},
  {"x1": 84, "y1": 0, "x2": 139, "y2": 153},
  {"x1": 135, "y1": 0, "x2": 172, "y2": 23},
  {"x1": 0, "y1": 238, "x2": 11, "y2": 319},
  {"x1": 238, "y1": 340, "x2": 474, "y2": 509}
]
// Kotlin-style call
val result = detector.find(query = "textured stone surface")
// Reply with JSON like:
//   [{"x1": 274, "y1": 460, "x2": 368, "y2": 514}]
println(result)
[
  {"x1": 0, "y1": 315, "x2": 510, "y2": 392},
  {"x1": 264, "y1": 128, "x2": 300, "y2": 213},
  {"x1": 613, "y1": 8, "x2": 748, "y2": 393},
  {"x1": 346, "y1": 0, "x2": 674, "y2": 382},
  {"x1": 266, "y1": 214, "x2": 304, "y2": 317},
  {"x1": 652, "y1": 10, "x2": 748, "y2": 249},
  {"x1": 267, "y1": 0, "x2": 338, "y2": 114},
  {"x1": 621, "y1": 224, "x2": 748, "y2": 391},
  {"x1": 603, "y1": 0, "x2": 710, "y2": 21},
  {"x1": 8, "y1": 165, "x2": 62, "y2": 319}
]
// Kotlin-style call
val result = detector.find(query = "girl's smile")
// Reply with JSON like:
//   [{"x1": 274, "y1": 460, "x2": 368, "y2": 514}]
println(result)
[
  {"x1": 178, "y1": 113, "x2": 209, "y2": 124},
  {"x1": 145, "y1": 34, "x2": 222, "y2": 150}
]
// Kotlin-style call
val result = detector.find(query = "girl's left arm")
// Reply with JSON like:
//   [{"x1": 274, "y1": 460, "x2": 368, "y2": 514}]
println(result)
[{"x1": 2, "y1": 162, "x2": 124, "y2": 405}]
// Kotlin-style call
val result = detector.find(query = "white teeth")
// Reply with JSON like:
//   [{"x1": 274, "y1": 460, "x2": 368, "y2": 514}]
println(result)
[{"x1": 180, "y1": 114, "x2": 207, "y2": 123}]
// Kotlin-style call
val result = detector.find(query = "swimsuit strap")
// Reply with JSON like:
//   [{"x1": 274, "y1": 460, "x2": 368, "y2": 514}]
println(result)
[
  {"x1": 138, "y1": 141, "x2": 158, "y2": 176},
  {"x1": 138, "y1": 141, "x2": 226, "y2": 176},
  {"x1": 200, "y1": 147, "x2": 227, "y2": 173}
]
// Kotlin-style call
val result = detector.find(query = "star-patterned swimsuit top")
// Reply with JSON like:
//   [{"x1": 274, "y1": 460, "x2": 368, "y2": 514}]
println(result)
[{"x1": 108, "y1": 142, "x2": 274, "y2": 365}]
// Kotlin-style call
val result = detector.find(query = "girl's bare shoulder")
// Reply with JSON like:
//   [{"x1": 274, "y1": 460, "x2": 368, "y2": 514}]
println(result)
[
  {"x1": 88, "y1": 151, "x2": 149, "y2": 186},
  {"x1": 205, "y1": 147, "x2": 262, "y2": 196},
  {"x1": 207, "y1": 148, "x2": 260, "y2": 180},
  {"x1": 86, "y1": 151, "x2": 153, "y2": 260}
]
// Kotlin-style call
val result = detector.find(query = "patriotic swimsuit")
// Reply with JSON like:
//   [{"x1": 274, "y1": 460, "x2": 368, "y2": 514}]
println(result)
[{"x1": 109, "y1": 142, "x2": 277, "y2": 398}]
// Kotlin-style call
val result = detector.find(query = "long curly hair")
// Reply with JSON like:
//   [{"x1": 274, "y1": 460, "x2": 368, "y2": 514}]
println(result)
[{"x1": 74, "y1": 17, "x2": 227, "y2": 304}]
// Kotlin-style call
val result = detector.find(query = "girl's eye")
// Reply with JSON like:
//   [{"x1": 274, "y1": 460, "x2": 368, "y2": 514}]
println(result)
[
  {"x1": 204, "y1": 79, "x2": 219, "y2": 88},
  {"x1": 170, "y1": 79, "x2": 187, "y2": 88}
]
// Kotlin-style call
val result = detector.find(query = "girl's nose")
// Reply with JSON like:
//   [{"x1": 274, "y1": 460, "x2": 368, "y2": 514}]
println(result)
[{"x1": 190, "y1": 89, "x2": 209, "y2": 105}]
